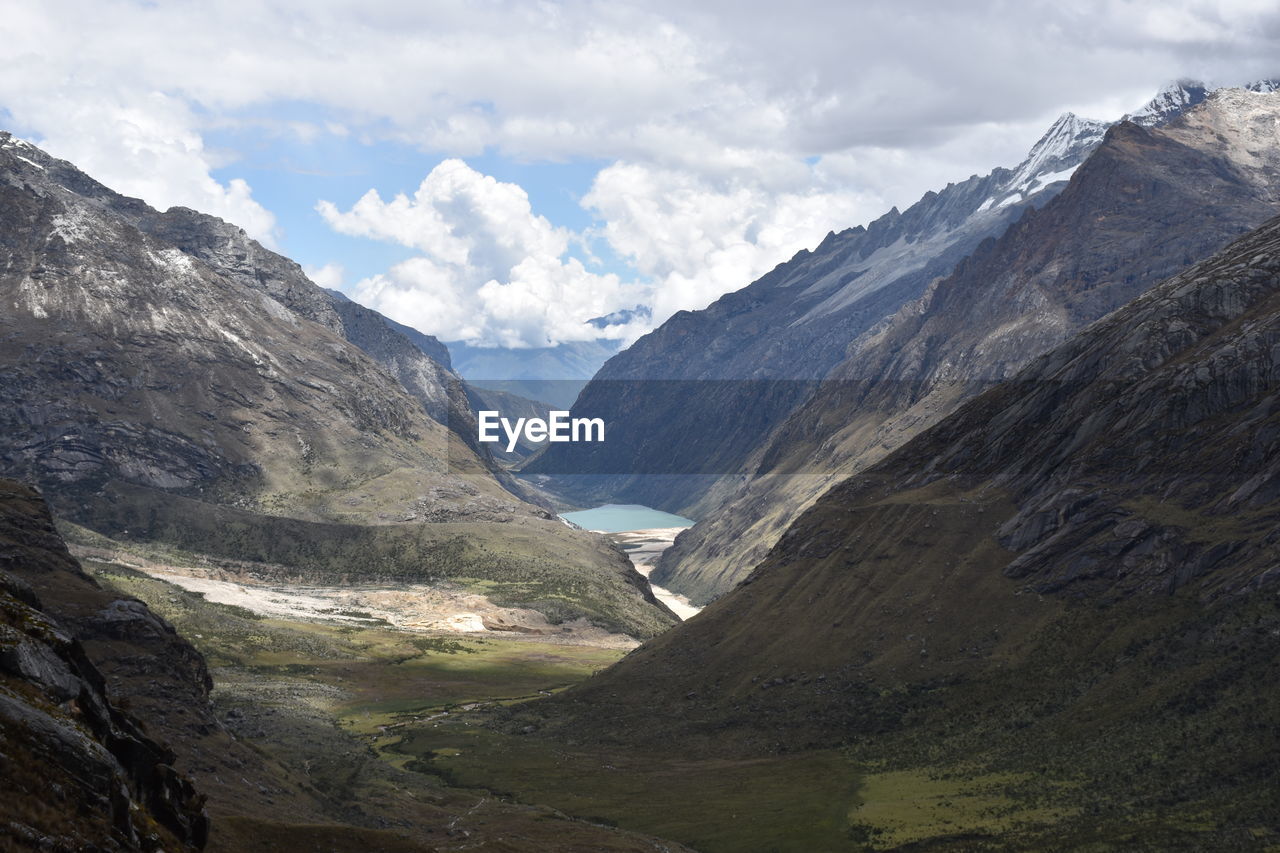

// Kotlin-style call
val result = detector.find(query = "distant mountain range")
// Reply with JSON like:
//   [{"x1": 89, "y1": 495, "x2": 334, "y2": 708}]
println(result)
[{"x1": 445, "y1": 339, "x2": 621, "y2": 409}]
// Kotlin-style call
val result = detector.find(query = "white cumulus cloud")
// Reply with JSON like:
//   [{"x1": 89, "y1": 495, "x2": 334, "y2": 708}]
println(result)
[
  {"x1": 0, "y1": 84, "x2": 277, "y2": 246},
  {"x1": 319, "y1": 159, "x2": 650, "y2": 348},
  {"x1": 583, "y1": 160, "x2": 879, "y2": 325},
  {"x1": 304, "y1": 262, "x2": 345, "y2": 290}
]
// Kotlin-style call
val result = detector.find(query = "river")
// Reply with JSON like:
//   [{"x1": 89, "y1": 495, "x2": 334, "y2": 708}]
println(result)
[{"x1": 560, "y1": 504, "x2": 702, "y2": 620}]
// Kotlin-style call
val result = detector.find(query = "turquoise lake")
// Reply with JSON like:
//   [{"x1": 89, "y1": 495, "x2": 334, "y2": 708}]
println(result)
[{"x1": 559, "y1": 504, "x2": 695, "y2": 533}]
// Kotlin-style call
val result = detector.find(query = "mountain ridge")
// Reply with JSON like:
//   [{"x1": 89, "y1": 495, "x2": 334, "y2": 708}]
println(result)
[
  {"x1": 524, "y1": 80, "x2": 1226, "y2": 515},
  {"x1": 654, "y1": 86, "x2": 1280, "y2": 603},
  {"x1": 525, "y1": 102, "x2": 1108, "y2": 511}
]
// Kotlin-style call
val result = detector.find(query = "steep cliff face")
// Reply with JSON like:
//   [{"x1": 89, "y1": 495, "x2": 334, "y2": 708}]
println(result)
[
  {"x1": 0, "y1": 133, "x2": 673, "y2": 638},
  {"x1": 0, "y1": 479, "x2": 208, "y2": 851},
  {"x1": 524, "y1": 109, "x2": 1110, "y2": 512},
  {"x1": 657, "y1": 88, "x2": 1280, "y2": 603},
  {"x1": 531, "y1": 214, "x2": 1280, "y2": 846}
]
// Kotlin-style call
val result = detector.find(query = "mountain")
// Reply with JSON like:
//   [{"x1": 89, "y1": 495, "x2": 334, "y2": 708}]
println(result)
[
  {"x1": 464, "y1": 383, "x2": 554, "y2": 462},
  {"x1": 449, "y1": 338, "x2": 620, "y2": 410},
  {"x1": 527, "y1": 211, "x2": 1280, "y2": 848},
  {"x1": 525, "y1": 102, "x2": 1116, "y2": 512},
  {"x1": 0, "y1": 132, "x2": 674, "y2": 639},
  {"x1": 1123, "y1": 78, "x2": 1279, "y2": 127},
  {"x1": 326, "y1": 288, "x2": 454, "y2": 370},
  {"x1": 1123, "y1": 78, "x2": 1213, "y2": 126},
  {"x1": 655, "y1": 87, "x2": 1280, "y2": 604}
]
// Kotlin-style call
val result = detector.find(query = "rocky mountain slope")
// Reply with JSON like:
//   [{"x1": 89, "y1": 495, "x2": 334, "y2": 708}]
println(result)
[
  {"x1": 0, "y1": 132, "x2": 674, "y2": 638},
  {"x1": 530, "y1": 212, "x2": 1280, "y2": 848},
  {"x1": 656, "y1": 87, "x2": 1280, "y2": 604},
  {"x1": 526, "y1": 89, "x2": 1217, "y2": 512}
]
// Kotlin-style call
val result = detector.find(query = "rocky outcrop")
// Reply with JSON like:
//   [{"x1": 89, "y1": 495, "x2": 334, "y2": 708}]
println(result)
[
  {"x1": 0, "y1": 130, "x2": 466, "y2": 511},
  {"x1": 101, "y1": 177, "x2": 467, "y2": 437},
  {"x1": 0, "y1": 480, "x2": 208, "y2": 851}
]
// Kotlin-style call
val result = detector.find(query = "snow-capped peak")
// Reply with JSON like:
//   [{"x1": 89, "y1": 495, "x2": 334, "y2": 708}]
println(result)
[
  {"x1": 1123, "y1": 79, "x2": 1280, "y2": 127},
  {"x1": 1124, "y1": 79, "x2": 1211, "y2": 127},
  {"x1": 0, "y1": 131, "x2": 36, "y2": 151},
  {"x1": 1017, "y1": 112, "x2": 1109, "y2": 177},
  {"x1": 979, "y1": 111, "x2": 1109, "y2": 211},
  {"x1": 966, "y1": 77, "x2": 1278, "y2": 229}
]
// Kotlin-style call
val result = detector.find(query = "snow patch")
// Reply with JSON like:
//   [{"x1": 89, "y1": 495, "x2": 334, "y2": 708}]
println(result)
[
  {"x1": 50, "y1": 209, "x2": 96, "y2": 244},
  {"x1": 1028, "y1": 165, "x2": 1079, "y2": 192},
  {"x1": 216, "y1": 325, "x2": 267, "y2": 368},
  {"x1": 16, "y1": 277, "x2": 49, "y2": 319},
  {"x1": 1, "y1": 135, "x2": 38, "y2": 152},
  {"x1": 257, "y1": 292, "x2": 298, "y2": 325},
  {"x1": 150, "y1": 247, "x2": 196, "y2": 275},
  {"x1": 1125, "y1": 80, "x2": 1209, "y2": 127},
  {"x1": 1002, "y1": 113, "x2": 1107, "y2": 200}
]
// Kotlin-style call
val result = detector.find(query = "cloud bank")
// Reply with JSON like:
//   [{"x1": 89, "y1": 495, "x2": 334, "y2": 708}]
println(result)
[{"x1": 3, "y1": 0, "x2": 1279, "y2": 344}]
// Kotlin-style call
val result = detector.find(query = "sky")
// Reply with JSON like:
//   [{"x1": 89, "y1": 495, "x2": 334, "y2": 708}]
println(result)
[{"x1": 2, "y1": 0, "x2": 1279, "y2": 350}]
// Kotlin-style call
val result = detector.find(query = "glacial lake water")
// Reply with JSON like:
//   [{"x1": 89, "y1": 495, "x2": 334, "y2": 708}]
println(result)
[{"x1": 560, "y1": 504, "x2": 694, "y2": 533}]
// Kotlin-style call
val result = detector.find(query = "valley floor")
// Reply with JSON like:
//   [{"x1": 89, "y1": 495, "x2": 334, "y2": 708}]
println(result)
[
  {"x1": 87, "y1": 557, "x2": 1280, "y2": 852},
  {"x1": 75, "y1": 518, "x2": 1280, "y2": 852},
  {"x1": 81, "y1": 549, "x2": 641, "y2": 648},
  {"x1": 87, "y1": 558, "x2": 880, "y2": 852},
  {"x1": 85, "y1": 559, "x2": 685, "y2": 852}
]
